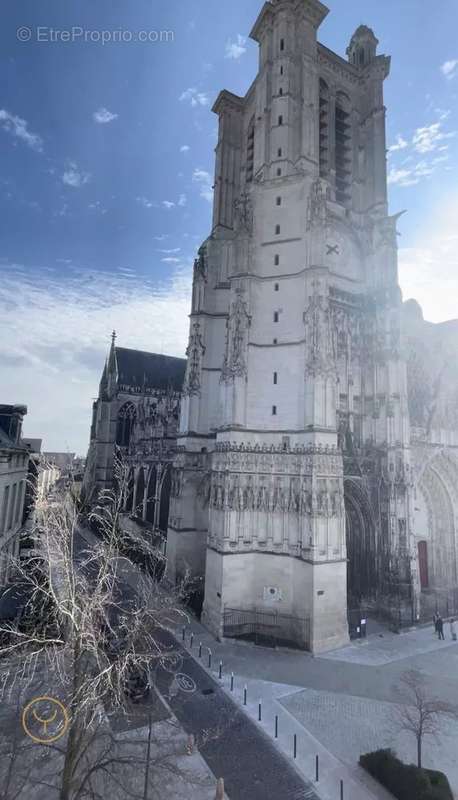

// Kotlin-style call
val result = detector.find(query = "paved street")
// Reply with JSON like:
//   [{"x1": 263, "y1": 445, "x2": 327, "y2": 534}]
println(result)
[
  {"x1": 78, "y1": 525, "x2": 319, "y2": 800},
  {"x1": 177, "y1": 615, "x2": 458, "y2": 798}
]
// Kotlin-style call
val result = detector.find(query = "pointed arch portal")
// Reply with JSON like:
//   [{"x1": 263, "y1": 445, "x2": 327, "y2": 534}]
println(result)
[{"x1": 344, "y1": 477, "x2": 378, "y2": 607}]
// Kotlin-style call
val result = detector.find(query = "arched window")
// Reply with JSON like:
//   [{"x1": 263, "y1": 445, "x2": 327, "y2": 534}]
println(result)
[
  {"x1": 319, "y1": 78, "x2": 329, "y2": 178},
  {"x1": 116, "y1": 402, "x2": 136, "y2": 447},
  {"x1": 246, "y1": 117, "x2": 255, "y2": 183},
  {"x1": 146, "y1": 467, "x2": 157, "y2": 524},
  {"x1": 335, "y1": 91, "x2": 352, "y2": 206},
  {"x1": 134, "y1": 468, "x2": 145, "y2": 518},
  {"x1": 159, "y1": 468, "x2": 172, "y2": 533}
]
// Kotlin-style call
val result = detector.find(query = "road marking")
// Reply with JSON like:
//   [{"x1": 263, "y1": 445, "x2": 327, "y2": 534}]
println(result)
[{"x1": 176, "y1": 673, "x2": 197, "y2": 693}]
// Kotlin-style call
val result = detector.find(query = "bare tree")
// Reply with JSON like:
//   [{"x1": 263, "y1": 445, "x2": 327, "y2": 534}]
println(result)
[
  {"x1": 392, "y1": 669, "x2": 458, "y2": 768},
  {"x1": 0, "y1": 455, "x2": 196, "y2": 800}
]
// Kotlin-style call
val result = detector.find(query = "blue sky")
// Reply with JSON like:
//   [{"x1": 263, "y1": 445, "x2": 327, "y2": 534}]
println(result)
[{"x1": 0, "y1": 0, "x2": 457, "y2": 453}]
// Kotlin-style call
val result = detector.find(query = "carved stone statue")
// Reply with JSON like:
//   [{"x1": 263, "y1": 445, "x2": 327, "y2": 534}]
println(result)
[
  {"x1": 183, "y1": 322, "x2": 206, "y2": 396},
  {"x1": 234, "y1": 192, "x2": 253, "y2": 233}
]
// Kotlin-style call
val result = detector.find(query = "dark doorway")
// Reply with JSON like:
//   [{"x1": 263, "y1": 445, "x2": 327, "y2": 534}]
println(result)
[
  {"x1": 159, "y1": 468, "x2": 172, "y2": 533},
  {"x1": 345, "y1": 478, "x2": 378, "y2": 609},
  {"x1": 418, "y1": 540, "x2": 429, "y2": 590}
]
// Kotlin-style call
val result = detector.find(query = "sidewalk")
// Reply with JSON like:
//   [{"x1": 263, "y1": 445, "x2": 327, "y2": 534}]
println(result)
[{"x1": 177, "y1": 618, "x2": 394, "y2": 800}]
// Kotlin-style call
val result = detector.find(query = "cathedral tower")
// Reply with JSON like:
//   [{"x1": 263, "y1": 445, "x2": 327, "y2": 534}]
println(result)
[{"x1": 168, "y1": 0, "x2": 407, "y2": 651}]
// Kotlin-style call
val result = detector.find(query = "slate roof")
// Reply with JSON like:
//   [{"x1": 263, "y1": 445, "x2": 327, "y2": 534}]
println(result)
[{"x1": 115, "y1": 347, "x2": 186, "y2": 392}]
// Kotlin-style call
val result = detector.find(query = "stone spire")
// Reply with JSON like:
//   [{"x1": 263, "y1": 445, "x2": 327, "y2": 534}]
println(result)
[{"x1": 346, "y1": 24, "x2": 379, "y2": 66}]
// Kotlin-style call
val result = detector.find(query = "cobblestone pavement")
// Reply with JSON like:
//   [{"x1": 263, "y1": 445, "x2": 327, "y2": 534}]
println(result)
[
  {"x1": 176, "y1": 616, "x2": 458, "y2": 798},
  {"x1": 322, "y1": 624, "x2": 456, "y2": 666},
  {"x1": 279, "y1": 686, "x2": 458, "y2": 796}
]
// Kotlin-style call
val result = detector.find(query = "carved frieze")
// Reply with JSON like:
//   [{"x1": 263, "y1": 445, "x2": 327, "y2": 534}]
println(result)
[{"x1": 209, "y1": 470, "x2": 343, "y2": 518}]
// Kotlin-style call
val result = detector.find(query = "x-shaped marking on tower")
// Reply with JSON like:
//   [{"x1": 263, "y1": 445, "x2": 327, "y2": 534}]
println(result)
[{"x1": 326, "y1": 244, "x2": 340, "y2": 255}]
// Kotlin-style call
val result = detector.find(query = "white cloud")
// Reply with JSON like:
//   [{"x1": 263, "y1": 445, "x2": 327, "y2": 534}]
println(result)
[
  {"x1": 180, "y1": 145, "x2": 190, "y2": 153},
  {"x1": 0, "y1": 109, "x2": 43, "y2": 152},
  {"x1": 179, "y1": 88, "x2": 211, "y2": 107},
  {"x1": 192, "y1": 168, "x2": 213, "y2": 202},
  {"x1": 0, "y1": 263, "x2": 191, "y2": 453},
  {"x1": 388, "y1": 168, "x2": 418, "y2": 187},
  {"x1": 93, "y1": 107, "x2": 118, "y2": 124},
  {"x1": 161, "y1": 257, "x2": 181, "y2": 263},
  {"x1": 225, "y1": 34, "x2": 247, "y2": 60},
  {"x1": 387, "y1": 115, "x2": 456, "y2": 187},
  {"x1": 157, "y1": 248, "x2": 181, "y2": 254},
  {"x1": 388, "y1": 159, "x2": 439, "y2": 187},
  {"x1": 162, "y1": 200, "x2": 175, "y2": 209},
  {"x1": 136, "y1": 196, "x2": 154, "y2": 208},
  {"x1": 399, "y1": 192, "x2": 458, "y2": 323},
  {"x1": 412, "y1": 121, "x2": 456, "y2": 154},
  {"x1": 388, "y1": 134, "x2": 408, "y2": 153},
  {"x1": 178, "y1": 193, "x2": 187, "y2": 207},
  {"x1": 62, "y1": 162, "x2": 91, "y2": 188},
  {"x1": 441, "y1": 59, "x2": 458, "y2": 79}
]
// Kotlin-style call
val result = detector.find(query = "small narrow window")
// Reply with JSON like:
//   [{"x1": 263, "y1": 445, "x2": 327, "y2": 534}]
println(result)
[
  {"x1": 280, "y1": 66, "x2": 284, "y2": 76},
  {"x1": 272, "y1": 405, "x2": 277, "y2": 416},
  {"x1": 274, "y1": 255, "x2": 280, "y2": 266},
  {"x1": 273, "y1": 372, "x2": 278, "y2": 385},
  {"x1": 275, "y1": 224, "x2": 280, "y2": 235},
  {"x1": 274, "y1": 311, "x2": 279, "y2": 323},
  {"x1": 277, "y1": 168, "x2": 282, "y2": 177},
  {"x1": 273, "y1": 338, "x2": 278, "y2": 344},
  {"x1": 279, "y1": 88, "x2": 283, "y2": 96},
  {"x1": 278, "y1": 115, "x2": 283, "y2": 126},
  {"x1": 280, "y1": 38, "x2": 284, "y2": 51},
  {"x1": 274, "y1": 283, "x2": 279, "y2": 291},
  {"x1": 276, "y1": 196, "x2": 281, "y2": 206},
  {"x1": 277, "y1": 147, "x2": 282, "y2": 157}
]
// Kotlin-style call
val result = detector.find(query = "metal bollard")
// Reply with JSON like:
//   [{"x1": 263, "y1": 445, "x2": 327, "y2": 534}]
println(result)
[
  {"x1": 208, "y1": 649, "x2": 212, "y2": 669},
  {"x1": 230, "y1": 672, "x2": 234, "y2": 691},
  {"x1": 274, "y1": 715, "x2": 278, "y2": 738},
  {"x1": 190, "y1": 633, "x2": 194, "y2": 649},
  {"x1": 199, "y1": 642, "x2": 202, "y2": 658},
  {"x1": 258, "y1": 701, "x2": 262, "y2": 721},
  {"x1": 293, "y1": 734, "x2": 297, "y2": 759},
  {"x1": 340, "y1": 779, "x2": 344, "y2": 800},
  {"x1": 315, "y1": 755, "x2": 319, "y2": 782},
  {"x1": 219, "y1": 660, "x2": 223, "y2": 679},
  {"x1": 243, "y1": 685, "x2": 247, "y2": 705},
  {"x1": 182, "y1": 626, "x2": 186, "y2": 641}
]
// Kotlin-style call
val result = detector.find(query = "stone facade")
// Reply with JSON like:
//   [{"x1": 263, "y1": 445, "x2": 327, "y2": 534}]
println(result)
[
  {"x1": 167, "y1": 0, "x2": 458, "y2": 651},
  {"x1": 0, "y1": 405, "x2": 29, "y2": 586},
  {"x1": 83, "y1": 334, "x2": 186, "y2": 533}
]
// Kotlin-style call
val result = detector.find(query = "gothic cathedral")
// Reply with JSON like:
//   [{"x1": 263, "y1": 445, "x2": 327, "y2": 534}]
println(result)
[{"x1": 166, "y1": 0, "x2": 458, "y2": 652}]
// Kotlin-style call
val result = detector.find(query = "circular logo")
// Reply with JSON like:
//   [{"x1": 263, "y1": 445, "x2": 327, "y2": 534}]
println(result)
[
  {"x1": 22, "y1": 696, "x2": 69, "y2": 744},
  {"x1": 17, "y1": 27, "x2": 32, "y2": 42},
  {"x1": 175, "y1": 673, "x2": 196, "y2": 693}
]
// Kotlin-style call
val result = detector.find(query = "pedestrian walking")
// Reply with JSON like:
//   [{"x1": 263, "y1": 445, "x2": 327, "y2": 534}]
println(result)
[
  {"x1": 437, "y1": 614, "x2": 445, "y2": 641},
  {"x1": 433, "y1": 611, "x2": 439, "y2": 635},
  {"x1": 450, "y1": 618, "x2": 457, "y2": 641}
]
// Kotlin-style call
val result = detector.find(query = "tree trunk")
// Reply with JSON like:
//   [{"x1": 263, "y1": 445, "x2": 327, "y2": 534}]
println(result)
[
  {"x1": 417, "y1": 736, "x2": 422, "y2": 769},
  {"x1": 60, "y1": 717, "x2": 80, "y2": 800}
]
